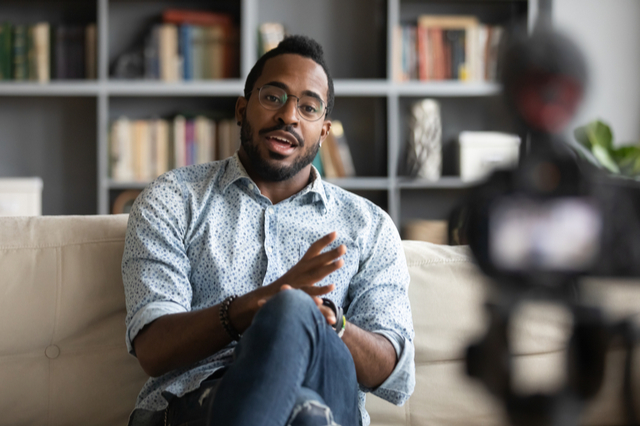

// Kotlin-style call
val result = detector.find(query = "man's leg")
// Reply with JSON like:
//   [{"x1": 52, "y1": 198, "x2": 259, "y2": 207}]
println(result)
[
  {"x1": 287, "y1": 387, "x2": 335, "y2": 426},
  {"x1": 208, "y1": 289, "x2": 359, "y2": 425}
]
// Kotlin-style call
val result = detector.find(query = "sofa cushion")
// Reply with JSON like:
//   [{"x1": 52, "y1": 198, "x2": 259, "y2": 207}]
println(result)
[{"x1": 0, "y1": 215, "x2": 147, "y2": 425}]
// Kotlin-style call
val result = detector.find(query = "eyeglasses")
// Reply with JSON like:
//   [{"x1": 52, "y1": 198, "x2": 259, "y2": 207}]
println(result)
[{"x1": 249, "y1": 84, "x2": 326, "y2": 122}]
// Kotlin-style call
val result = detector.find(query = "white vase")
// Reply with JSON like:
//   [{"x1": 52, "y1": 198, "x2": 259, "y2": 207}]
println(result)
[{"x1": 407, "y1": 99, "x2": 442, "y2": 180}]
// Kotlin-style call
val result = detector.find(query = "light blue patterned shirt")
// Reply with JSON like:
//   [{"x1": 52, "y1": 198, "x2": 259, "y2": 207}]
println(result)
[{"x1": 122, "y1": 154, "x2": 415, "y2": 425}]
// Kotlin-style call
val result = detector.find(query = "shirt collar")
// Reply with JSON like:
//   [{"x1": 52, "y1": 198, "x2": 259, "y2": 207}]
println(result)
[
  {"x1": 220, "y1": 153, "x2": 329, "y2": 212},
  {"x1": 220, "y1": 153, "x2": 251, "y2": 192}
]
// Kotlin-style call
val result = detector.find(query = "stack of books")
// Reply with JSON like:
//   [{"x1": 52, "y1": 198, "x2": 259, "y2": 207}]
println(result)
[
  {"x1": 394, "y1": 15, "x2": 504, "y2": 82},
  {"x1": 143, "y1": 9, "x2": 239, "y2": 81},
  {"x1": 0, "y1": 22, "x2": 96, "y2": 82},
  {"x1": 109, "y1": 115, "x2": 240, "y2": 182}
]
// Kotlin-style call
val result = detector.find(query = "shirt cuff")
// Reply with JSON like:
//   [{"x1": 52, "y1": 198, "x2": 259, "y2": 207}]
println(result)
[
  {"x1": 362, "y1": 331, "x2": 416, "y2": 406},
  {"x1": 126, "y1": 301, "x2": 188, "y2": 356}
]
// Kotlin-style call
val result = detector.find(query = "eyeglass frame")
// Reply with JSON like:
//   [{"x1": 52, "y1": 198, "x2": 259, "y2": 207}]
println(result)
[{"x1": 245, "y1": 84, "x2": 328, "y2": 122}]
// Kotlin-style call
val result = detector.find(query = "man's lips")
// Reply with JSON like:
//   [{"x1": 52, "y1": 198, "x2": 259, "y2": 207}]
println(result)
[
  {"x1": 262, "y1": 130, "x2": 300, "y2": 147},
  {"x1": 264, "y1": 135, "x2": 297, "y2": 156}
]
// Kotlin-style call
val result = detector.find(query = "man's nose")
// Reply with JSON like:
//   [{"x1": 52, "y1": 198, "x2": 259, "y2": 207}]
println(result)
[{"x1": 275, "y1": 97, "x2": 300, "y2": 125}]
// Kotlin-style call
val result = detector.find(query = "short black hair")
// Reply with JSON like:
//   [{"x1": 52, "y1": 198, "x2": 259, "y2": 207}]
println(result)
[{"x1": 243, "y1": 35, "x2": 334, "y2": 117}]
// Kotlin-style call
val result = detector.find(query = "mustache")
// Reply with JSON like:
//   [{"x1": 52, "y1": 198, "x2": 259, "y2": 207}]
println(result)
[{"x1": 258, "y1": 124, "x2": 304, "y2": 147}]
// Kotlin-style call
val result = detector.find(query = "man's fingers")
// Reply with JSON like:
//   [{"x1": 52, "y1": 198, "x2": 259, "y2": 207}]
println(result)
[
  {"x1": 319, "y1": 305, "x2": 336, "y2": 325},
  {"x1": 302, "y1": 231, "x2": 337, "y2": 259},
  {"x1": 304, "y1": 284, "x2": 335, "y2": 296},
  {"x1": 313, "y1": 244, "x2": 347, "y2": 267}
]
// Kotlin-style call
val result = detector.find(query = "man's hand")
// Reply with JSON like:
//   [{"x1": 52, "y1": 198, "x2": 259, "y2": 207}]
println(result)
[
  {"x1": 273, "y1": 231, "x2": 346, "y2": 291},
  {"x1": 254, "y1": 231, "x2": 345, "y2": 325}
]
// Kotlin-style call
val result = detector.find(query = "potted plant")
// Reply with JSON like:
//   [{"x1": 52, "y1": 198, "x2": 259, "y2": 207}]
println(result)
[{"x1": 574, "y1": 120, "x2": 640, "y2": 178}]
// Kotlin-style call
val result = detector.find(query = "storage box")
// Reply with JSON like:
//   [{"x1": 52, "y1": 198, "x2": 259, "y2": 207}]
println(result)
[
  {"x1": 0, "y1": 178, "x2": 43, "y2": 216},
  {"x1": 459, "y1": 132, "x2": 520, "y2": 182}
]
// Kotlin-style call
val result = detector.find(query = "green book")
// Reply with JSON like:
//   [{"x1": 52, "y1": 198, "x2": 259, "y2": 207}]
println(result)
[
  {"x1": 12, "y1": 25, "x2": 27, "y2": 80},
  {"x1": 312, "y1": 150, "x2": 324, "y2": 177},
  {"x1": 0, "y1": 23, "x2": 11, "y2": 80}
]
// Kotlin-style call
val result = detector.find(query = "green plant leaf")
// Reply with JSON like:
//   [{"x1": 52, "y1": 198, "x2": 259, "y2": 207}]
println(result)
[
  {"x1": 574, "y1": 124, "x2": 592, "y2": 148},
  {"x1": 586, "y1": 120, "x2": 614, "y2": 150},
  {"x1": 592, "y1": 144, "x2": 620, "y2": 173},
  {"x1": 613, "y1": 145, "x2": 640, "y2": 176}
]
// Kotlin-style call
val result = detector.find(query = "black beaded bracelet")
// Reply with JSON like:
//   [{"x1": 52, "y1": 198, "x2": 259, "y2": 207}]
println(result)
[{"x1": 219, "y1": 295, "x2": 242, "y2": 341}]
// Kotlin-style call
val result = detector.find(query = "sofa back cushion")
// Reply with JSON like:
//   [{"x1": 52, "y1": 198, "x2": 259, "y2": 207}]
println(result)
[{"x1": 0, "y1": 215, "x2": 147, "y2": 425}]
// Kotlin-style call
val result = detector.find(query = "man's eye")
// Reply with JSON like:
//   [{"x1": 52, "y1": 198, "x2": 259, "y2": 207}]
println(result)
[
  {"x1": 265, "y1": 94, "x2": 283, "y2": 104},
  {"x1": 301, "y1": 103, "x2": 318, "y2": 113}
]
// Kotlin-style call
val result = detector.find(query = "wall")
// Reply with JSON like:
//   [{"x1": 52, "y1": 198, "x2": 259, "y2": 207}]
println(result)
[{"x1": 554, "y1": 0, "x2": 640, "y2": 145}]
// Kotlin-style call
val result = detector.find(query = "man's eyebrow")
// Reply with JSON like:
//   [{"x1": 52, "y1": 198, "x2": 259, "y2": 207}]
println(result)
[{"x1": 264, "y1": 81, "x2": 325, "y2": 103}]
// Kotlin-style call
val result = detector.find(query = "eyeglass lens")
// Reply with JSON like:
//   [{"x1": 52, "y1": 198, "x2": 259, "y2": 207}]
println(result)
[{"x1": 258, "y1": 85, "x2": 324, "y2": 121}]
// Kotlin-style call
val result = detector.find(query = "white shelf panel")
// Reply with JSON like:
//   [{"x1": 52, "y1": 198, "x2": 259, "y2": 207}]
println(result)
[
  {"x1": 393, "y1": 81, "x2": 502, "y2": 97},
  {"x1": 333, "y1": 80, "x2": 390, "y2": 96},
  {"x1": 108, "y1": 180, "x2": 150, "y2": 190},
  {"x1": 398, "y1": 177, "x2": 476, "y2": 189},
  {"x1": 106, "y1": 80, "x2": 245, "y2": 96},
  {"x1": 0, "y1": 81, "x2": 101, "y2": 96},
  {"x1": 323, "y1": 177, "x2": 390, "y2": 190}
]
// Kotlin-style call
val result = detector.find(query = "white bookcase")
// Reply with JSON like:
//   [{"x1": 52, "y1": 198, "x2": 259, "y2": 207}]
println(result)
[{"x1": 0, "y1": 0, "x2": 537, "y2": 233}]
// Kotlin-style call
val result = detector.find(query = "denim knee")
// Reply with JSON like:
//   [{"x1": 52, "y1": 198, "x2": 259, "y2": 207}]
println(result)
[
  {"x1": 254, "y1": 289, "x2": 324, "y2": 332},
  {"x1": 287, "y1": 388, "x2": 335, "y2": 426}
]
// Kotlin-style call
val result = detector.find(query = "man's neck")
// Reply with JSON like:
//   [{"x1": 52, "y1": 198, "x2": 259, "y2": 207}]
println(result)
[{"x1": 238, "y1": 155, "x2": 314, "y2": 205}]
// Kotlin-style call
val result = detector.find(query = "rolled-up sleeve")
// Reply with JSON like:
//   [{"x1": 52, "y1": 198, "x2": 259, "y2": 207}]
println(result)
[
  {"x1": 122, "y1": 172, "x2": 193, "y2": 356},
  {"x1": 346, "y1": 208, "x2": 416, "y2": 405}
]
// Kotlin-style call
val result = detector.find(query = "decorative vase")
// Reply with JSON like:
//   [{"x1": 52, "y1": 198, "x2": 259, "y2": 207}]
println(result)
[{"x1": 407, "y1": 99, "x2": 442, "y2": 180}]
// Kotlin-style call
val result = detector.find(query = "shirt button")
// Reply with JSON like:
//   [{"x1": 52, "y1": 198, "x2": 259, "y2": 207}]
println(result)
[
  {"x1": 266, "y1": 247, "x2": 272, "y2": 254},
  {"x1": 267, "y1": 207, "x2": 274, "y2": 215},
  {"x1": 248, "y1": 183, "x2": 254, "y2": 190}
]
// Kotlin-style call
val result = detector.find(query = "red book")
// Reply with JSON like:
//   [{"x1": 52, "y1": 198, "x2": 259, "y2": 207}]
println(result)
[
  {"x1": 416, "y1": 26, "x2": 430, "y2": 81},
  {"x1": 162, "y1": 9, "x2": 233, "y2": 27}
]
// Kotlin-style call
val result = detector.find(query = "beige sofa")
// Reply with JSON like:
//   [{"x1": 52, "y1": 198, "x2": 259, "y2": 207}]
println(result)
[{"x1": 2, "y1": 215, "x2": 640, "y2": 425}]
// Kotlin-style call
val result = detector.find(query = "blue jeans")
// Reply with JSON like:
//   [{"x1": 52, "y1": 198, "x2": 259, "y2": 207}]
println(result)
[{"x1": 130, "y1": 289, "x2": 359, "y2": 425}]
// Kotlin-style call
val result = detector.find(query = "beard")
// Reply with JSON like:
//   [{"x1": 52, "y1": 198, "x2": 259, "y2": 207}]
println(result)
[{"x1": 240, "y1": 114, "x2": 320, "y2": 182}]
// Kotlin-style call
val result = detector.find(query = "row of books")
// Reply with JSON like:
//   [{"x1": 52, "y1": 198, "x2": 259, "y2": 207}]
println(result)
[
  {"x1": 315, "y1": 120, "x2": 356, "y2": 179},
  {"x1": 394, "y1": 15, "x2": 504, "y2": 82},
  {"x1": 109, "y1": 115, "x2": 240, "y2": 182},
  {"x1": 0, "y1": 22, "x2": 96, "y2": 81},
  {"x1": 143, "y1": 9, "x2": 238, "y2": 81}
]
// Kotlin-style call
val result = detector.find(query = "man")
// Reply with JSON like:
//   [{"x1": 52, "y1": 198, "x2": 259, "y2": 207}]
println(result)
[{"x1": 123, "y1": 35, "x2": 415, "y2": 425}]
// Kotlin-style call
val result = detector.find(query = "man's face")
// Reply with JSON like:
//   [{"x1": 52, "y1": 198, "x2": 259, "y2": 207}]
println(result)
[{"x1": 236, "y1": 54, "x2": 331, "y2": 182}]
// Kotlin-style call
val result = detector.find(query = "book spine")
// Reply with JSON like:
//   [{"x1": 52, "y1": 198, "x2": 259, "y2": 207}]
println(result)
[
  {"x1": 173, "y1": 115, "x2": 186, "y2": 168},
  {"x1": 159, "y1": 24, "x2": 179, "y2": 81},
  {"x1": 27, "y1": 25, "x2": 37, "y2": 80},
  {"x1": 185, "y1": 119, "x2": 195, "y2": 165},
  {"x1": 207, "y1": 26, "x2": 224, "y2": 80},
  {"x1": 69, "y1": 26, "x2": 85, "y2": 79},
  {"x1": 55, "y1": 26, "x2": 67, "y2": 79},
  {"x1": 12, "y1": 25, "x2": 27, "y2": 80},
  {"x1": 144, "y1": 25, "x2": 160, "y2": 79},
  {"x1": 85, "y1": 23, "x2": 97, "y2": 79},
  {"x1": 33, "y1": 23, "x2": 50, "y2": 83},
  {"x1": 312, "y1": 151, "x2": 324, "y2": 177},
  {"x1": 162, "y1": 9, "x2": 233, "y2": 27},
  {"x1": 179, "y1": 25, "x2": 193, "y2": 81},
  {"x1": 0, "y1": 23, "x2": 11, "y2": 80},
  {"x1": 191, "y1": 26, "x2": 204, "y2": 80}
]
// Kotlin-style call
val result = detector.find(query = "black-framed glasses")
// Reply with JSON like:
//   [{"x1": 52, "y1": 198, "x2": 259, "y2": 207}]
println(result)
[{"x1": 250, "y1": 85, "x2": 326, "y2": 122}]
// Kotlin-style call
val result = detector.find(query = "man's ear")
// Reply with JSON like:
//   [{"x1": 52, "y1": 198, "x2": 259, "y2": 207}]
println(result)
[
  {"x1": 320, "y1": 119, "x2": 332, "y2": 143},
  {"x1": 235, "y1": 96, "x2": 247, "y2": 124}
]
